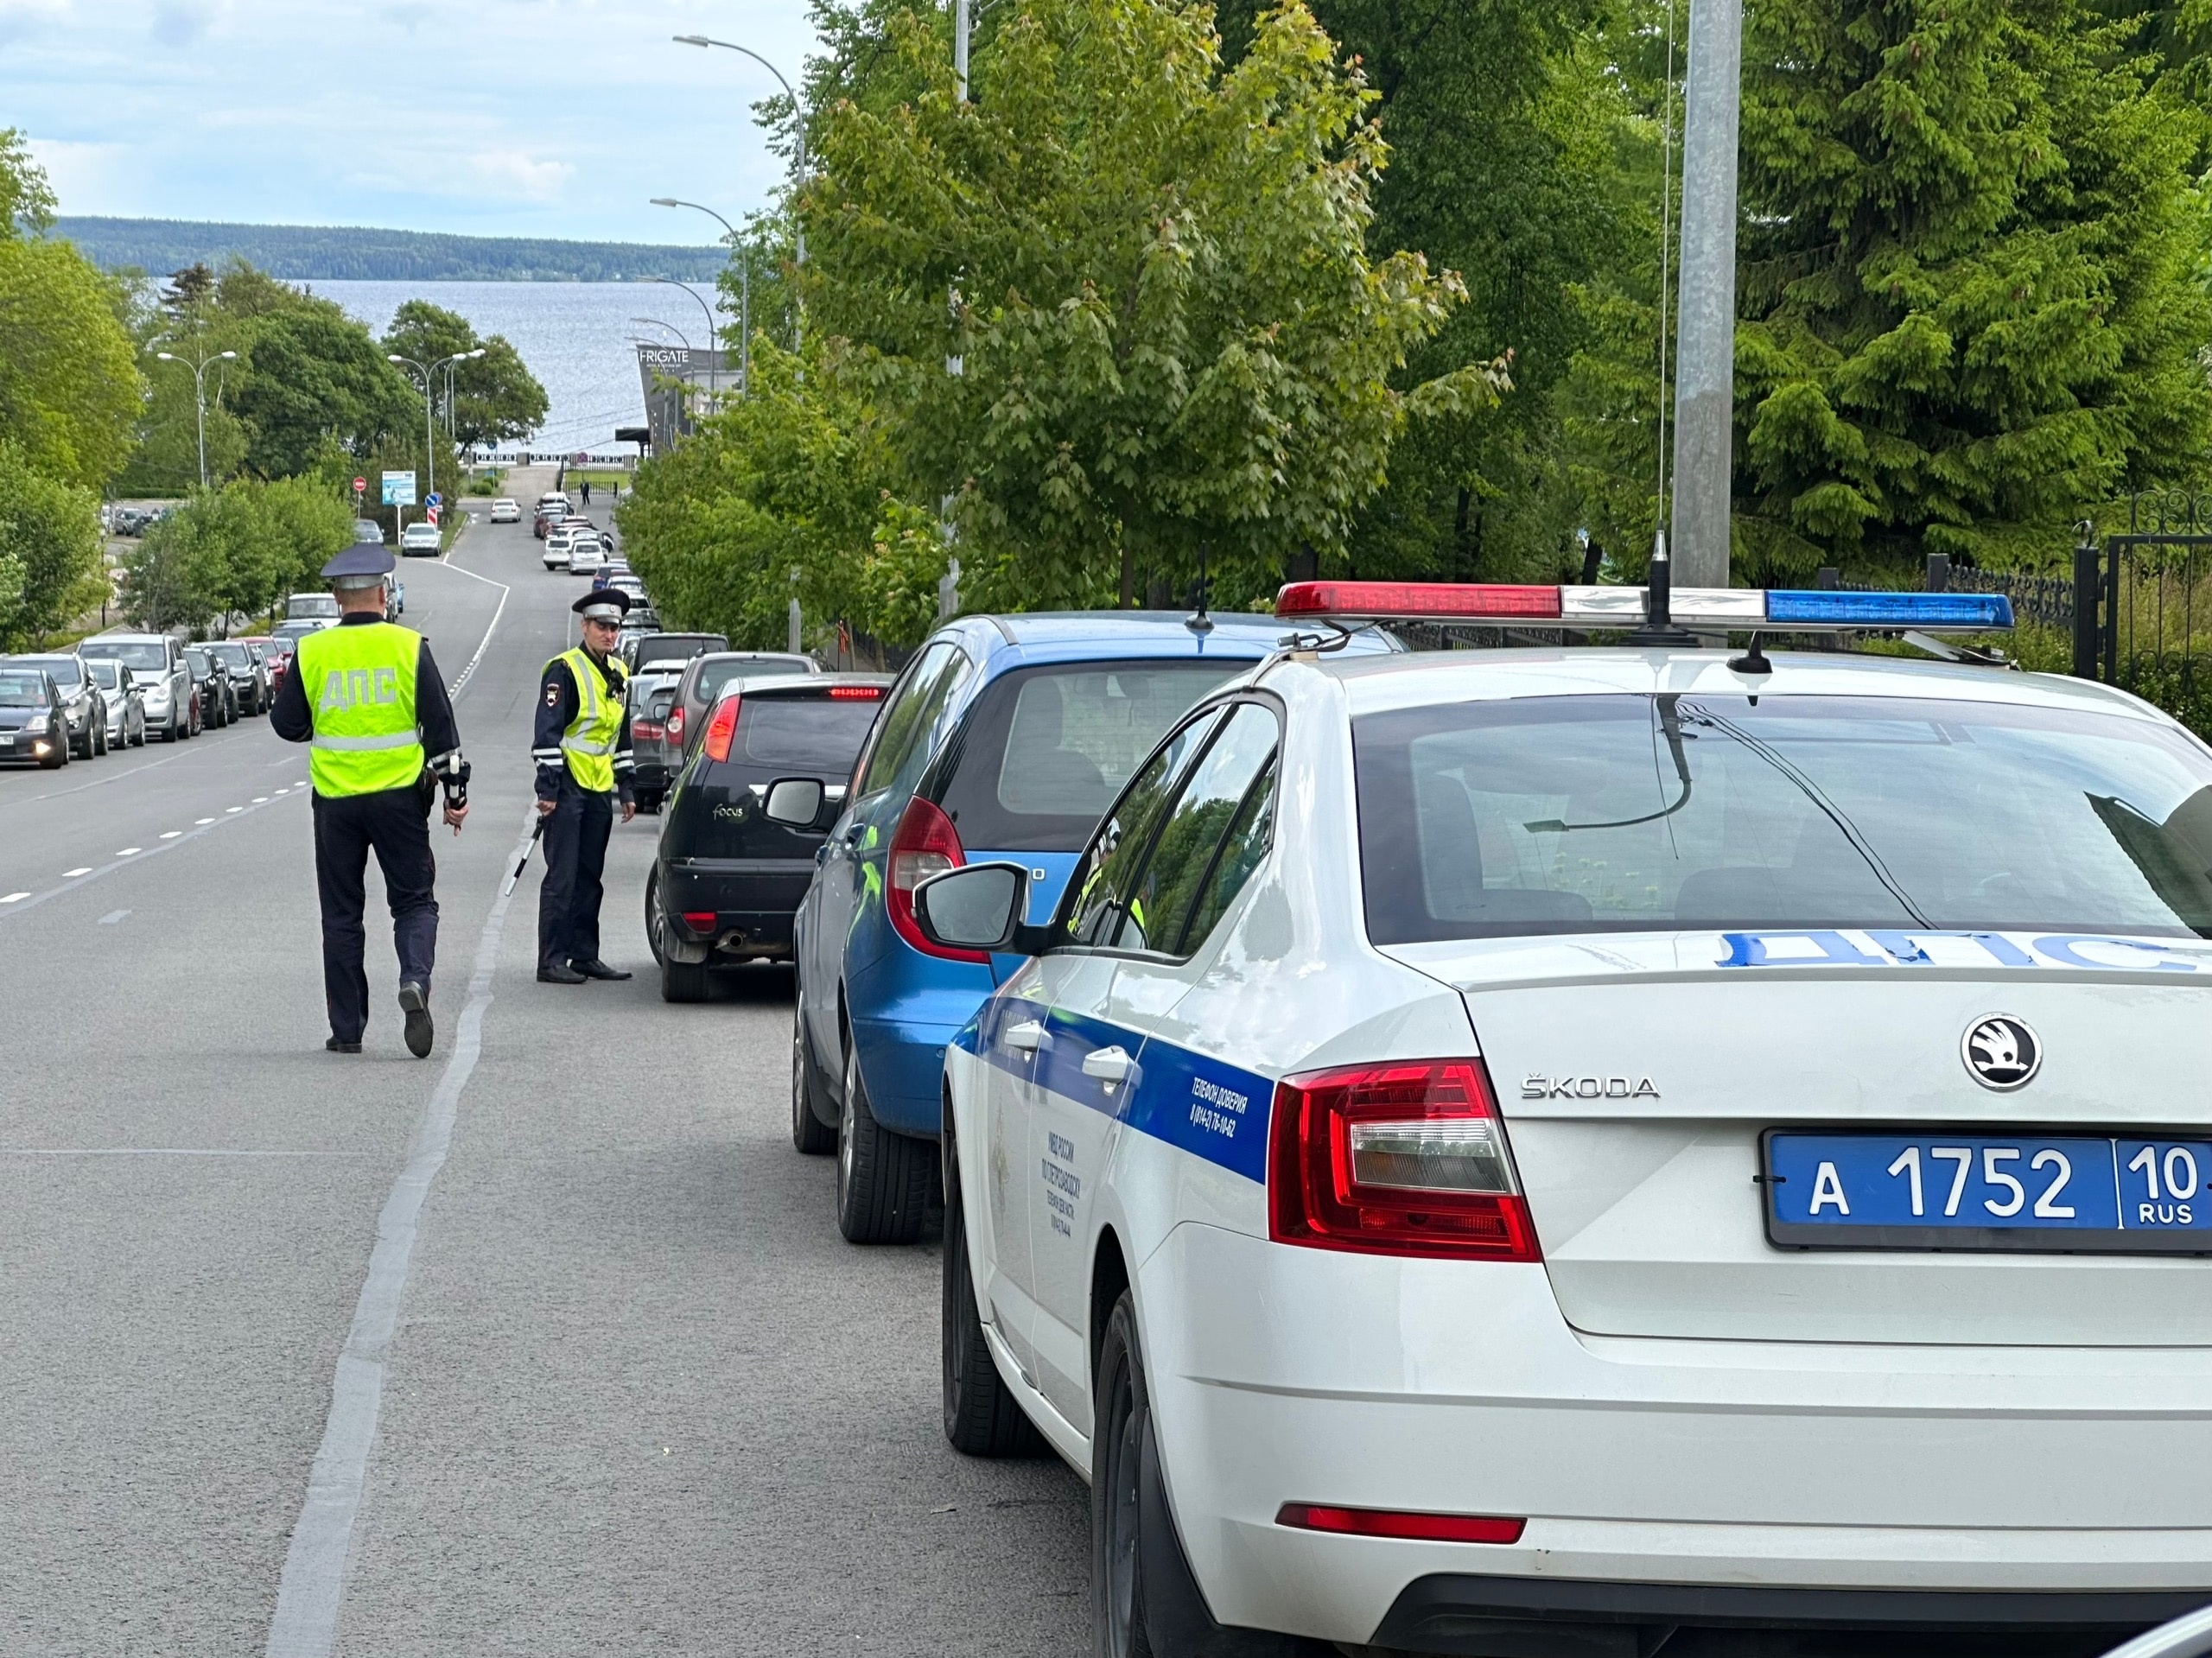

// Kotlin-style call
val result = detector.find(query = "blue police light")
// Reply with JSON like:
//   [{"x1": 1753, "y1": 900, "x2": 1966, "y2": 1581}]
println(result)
[{"x1": 1764, "y1": 591, "x2": 2014, "y2": 630}]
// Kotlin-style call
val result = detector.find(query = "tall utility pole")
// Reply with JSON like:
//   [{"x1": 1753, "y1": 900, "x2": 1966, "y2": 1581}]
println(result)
[
  {"x1": 1668, "y1": 0, "x2": 1743, "y2": 592},
  {"x1": 954, "y1": 0, "x2": 969, "y2": 99}
]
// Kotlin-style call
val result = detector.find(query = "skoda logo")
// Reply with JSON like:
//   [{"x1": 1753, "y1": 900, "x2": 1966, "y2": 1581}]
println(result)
[{"x1": 1962, "y1": 1015, "x2": 2041, "y2": 1091}]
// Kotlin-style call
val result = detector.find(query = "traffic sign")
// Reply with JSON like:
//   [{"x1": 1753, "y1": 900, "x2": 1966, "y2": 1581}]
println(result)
[
  {"x1": 426, "y1": 492, "x2": 442, "y2": 508},
  {"x1": 353, "y1": 476, "x2": 366, "y2": 493},
  {"x1": 380, "y1": 470, "x2": 416, "y2": 507}
]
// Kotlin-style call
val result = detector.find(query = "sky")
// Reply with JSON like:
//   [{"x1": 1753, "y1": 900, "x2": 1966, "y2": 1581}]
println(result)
[{"x1": 1, "y1": 0, "x2": 826, "y2": 244}]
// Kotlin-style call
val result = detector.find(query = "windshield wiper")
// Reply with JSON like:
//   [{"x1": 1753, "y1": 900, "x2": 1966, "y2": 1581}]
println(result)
[
  {"x1": 1683, "y1": 701, "x2": 1935, "y2": 928},
  {"x1": 1526, "y1": 695, "x2": 1694, "y2": 834}
]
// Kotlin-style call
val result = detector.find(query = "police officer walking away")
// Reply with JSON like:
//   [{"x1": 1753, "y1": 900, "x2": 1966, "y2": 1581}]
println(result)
[
  {"x1": 534, "y1": 588, "x2": 635, "y2": 984},
  {"x1": 272, "y1": 542, "x2": 469, "y2": 1056}
]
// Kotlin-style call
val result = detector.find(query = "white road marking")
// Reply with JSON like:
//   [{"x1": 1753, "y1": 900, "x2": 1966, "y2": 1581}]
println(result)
[
  {"x1": 0, "y1": 893, "x2": 27, "y2": 904},
  {"x1": 116, "y1": 847, "x2": 140, "y2": 856},
  {"x1": 226, "y1": 807, "x2": 242, "y2": 814},
  {"x1": 160, "y1": 830, "x2": 181, "y2": 840},
  {"x1": 266, "y1": 812, "x2": 537, "y2": 1658},
  {"x1": 61, "y1": 867, "x2": 90, "y2": 877},
  {"x1": 252, "y1": 796, "x2": 269, "y2": 804},
  {"x1": 435, "y1": 553, "x2": 512, "y2": 699},
  {"x1": 98, "y1": 911, "x2": 128, "y2": 924},
  {"x1": 0, "y1": 789, "x2": 292, "y2": 924},
  {"x1": 195, "y1": 817, "x2": 214, "y2": 825}
]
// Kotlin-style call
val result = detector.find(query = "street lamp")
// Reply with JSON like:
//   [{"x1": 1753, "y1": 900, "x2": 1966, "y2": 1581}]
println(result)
[
  {"x1": 631, "y1": 317, "x2": 691, "y2": 347},
  {"x1": 386, "y1": 349, "x2": 481, "y2": 501},
  {"x1": 673, "y1": 34, "x2": 806, "y2": 348},
  {"x1": 442, "y1": 347, "x2": 486, "y2": 448},
  {"x1": 647, "y1": 276, "x2": 724, "y2": 410},
  {"x1": 651, "y1": 198, "x2": 751, "y2": 391},
  {"x1": 153, "y1": 346, "x2": 238, "y2": 489}
]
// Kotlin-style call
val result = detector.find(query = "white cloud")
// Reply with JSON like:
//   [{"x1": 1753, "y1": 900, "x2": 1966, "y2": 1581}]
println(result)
[
  {"x1": 26, "y1": 137, "x2": 130, "y2": 208},
  {"x1": 151, "y1": 0, "x2": 212, "y2": 45},
  {"x1": 0, "y1": 0, "x2": 70, "y2": 44},
  {"x1": 469, "y1": 148, "x2": 575, "y2": 205}
]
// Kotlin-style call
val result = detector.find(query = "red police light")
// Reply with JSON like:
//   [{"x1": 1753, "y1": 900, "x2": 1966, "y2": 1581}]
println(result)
[{"x1": 1275, "y1": 581, "x2": 1563, "y2": 621}]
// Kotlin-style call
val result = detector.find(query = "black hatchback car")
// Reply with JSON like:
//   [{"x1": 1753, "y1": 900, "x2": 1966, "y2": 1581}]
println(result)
[
  {"x1": 645, "y1": 674, "x2": 891, "y2": 1001},
  {"x1": 204, "y1": 640, "x2": 270, "y2": 715}
]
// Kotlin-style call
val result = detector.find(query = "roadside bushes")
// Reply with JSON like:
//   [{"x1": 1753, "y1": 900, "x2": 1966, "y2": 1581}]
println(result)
[{"x1": 122, "y1": 476, "x2": 354, "y2": 636}]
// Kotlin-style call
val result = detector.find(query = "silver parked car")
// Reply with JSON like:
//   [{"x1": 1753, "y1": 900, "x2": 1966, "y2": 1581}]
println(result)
[
  {"x1": 7, "y1": 651, "x2": 106, "y2": 758},
  {"x1": 85, "y1": 657, "x2": 145, "y2": 748},
  {"x1": 79, "y1": 633, "x2": 194, "y2": 742}
]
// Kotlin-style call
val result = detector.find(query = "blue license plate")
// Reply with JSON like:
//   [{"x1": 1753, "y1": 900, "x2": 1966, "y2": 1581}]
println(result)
[{"x1": 1764, "y1": 1130, "x2": 2212, "y2": 1253}]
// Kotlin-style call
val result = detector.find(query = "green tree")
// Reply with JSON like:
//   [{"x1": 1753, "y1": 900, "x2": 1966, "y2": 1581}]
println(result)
[
  {"x1": 1732, "y1": 0, "x2": 2212, "y2": 579},
  {"x1": 118, "y1": 476, "x2": 352, "y2": 635},
  {"x1": 0, "y1": 128, "x2": 57, "y2": 236},
  {"x1": 381, "y1": 299, "x2": 549, "y2": 452},
  {"x1": 0, "y1": 141, "x2": 142, "y2": 490},
  {"x1": 803, "y1": 0, "x2": 1502, "y2": 613},
  {"x1": 619, "y1": 334, "x2": 940, "y2": 646},
  {"x1": 1295, "y1": 0, "x2": 1638, "y2": 581},
  {"x1": 0, "y1": 440, "x2": 105, "y2": 649}
]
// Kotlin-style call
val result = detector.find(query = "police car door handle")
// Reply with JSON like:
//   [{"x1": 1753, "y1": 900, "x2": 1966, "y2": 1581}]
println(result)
[
  {"x1": 1082, "y1": 1045, "x2": 1133, "y2": 1084},
  {"x1": 1004, "y1": 1020, "x2": 1047, "y2": 1051}
]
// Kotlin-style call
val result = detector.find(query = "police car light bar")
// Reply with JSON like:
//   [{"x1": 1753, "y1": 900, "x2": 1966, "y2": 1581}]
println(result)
[{"x1": 1274, "y1": 581, "x2": 2013, "y2": 633}]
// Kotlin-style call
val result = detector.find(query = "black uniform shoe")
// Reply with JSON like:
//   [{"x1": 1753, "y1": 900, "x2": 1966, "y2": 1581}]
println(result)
[
  {"x1": 537, "y1": 963, "x2": 588, "y2": 984},
  {"x1": 571, "y1": 958, "x2": 632, "y2": 981},
  {"x1": 326, "y1": 1036, "x2": 363, "y2": 1053},
  {"x1": 397, "y1": 981, "x2": 433, "y2": 1058}
]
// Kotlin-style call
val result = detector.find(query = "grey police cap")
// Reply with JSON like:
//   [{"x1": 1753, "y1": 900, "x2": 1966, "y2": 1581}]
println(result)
[{"x1": 321, "y1": 542, "x2": 397, "y2": 587}]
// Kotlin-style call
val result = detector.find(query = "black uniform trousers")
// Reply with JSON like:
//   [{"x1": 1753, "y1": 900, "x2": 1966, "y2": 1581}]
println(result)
[
  {"x1": 538, "y1": 774, "x2": 613, "y2": 970},
  {"x1": 313, "y1": 785, "x2": 438, "y2": 1042}
]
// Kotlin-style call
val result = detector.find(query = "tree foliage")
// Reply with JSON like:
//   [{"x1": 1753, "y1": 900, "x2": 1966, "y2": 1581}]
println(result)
[
  {"x1": 619, "y1": 335, "x2": 944, "y2": 647},
  {"x1": 1733, "y1": 0, "x2": 2212, "y2": 579},
  {"x1": 0, "y1": 440, "x2": 105, "y2": 650},
  {"x1": 382, "y1": 299, "x2": 550, "y2": 450},
  {"x1": 804, "y1": 0, "x2": 1501, "y2": 612},
  {"x1": 121, "y1": 476, "x2": 353, "y2": 636}
]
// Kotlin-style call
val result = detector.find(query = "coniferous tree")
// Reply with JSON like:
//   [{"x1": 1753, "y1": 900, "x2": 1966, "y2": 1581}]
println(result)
[{"x1": 1734, "y1": 0, "x2": 2212, "y2": 580}]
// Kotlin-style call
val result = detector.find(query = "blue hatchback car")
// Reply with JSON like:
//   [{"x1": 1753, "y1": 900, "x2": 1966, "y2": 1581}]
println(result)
[{"x1": 791, "y1": 610, "x2": 1398, "y2": 1242}]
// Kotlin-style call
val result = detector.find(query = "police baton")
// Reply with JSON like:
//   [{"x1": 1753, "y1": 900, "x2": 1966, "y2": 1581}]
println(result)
[{"x1": 502, "y1": 816, "x2": 547, "y2": 898}]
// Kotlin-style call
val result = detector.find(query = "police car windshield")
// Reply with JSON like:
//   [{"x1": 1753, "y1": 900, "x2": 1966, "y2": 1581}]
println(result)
[
  {"x1": 1355, "y1": 693, "x2": 2212, "y2": 943},
  {"x1": 0, "y1": 673, "x2": 47, "y2": 707}
]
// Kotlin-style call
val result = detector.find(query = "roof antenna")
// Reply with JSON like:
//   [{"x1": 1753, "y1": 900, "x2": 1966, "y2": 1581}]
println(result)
[
  {"x1": 1728, "y1": 630, "x2": 1773, "y2": 676},
  {"x1": 1185, "y1": 542, "x2": 1214, "y2": 635},
  {"x1": 1625, "y1": 528, "x2": 1697, "y2": 646}
]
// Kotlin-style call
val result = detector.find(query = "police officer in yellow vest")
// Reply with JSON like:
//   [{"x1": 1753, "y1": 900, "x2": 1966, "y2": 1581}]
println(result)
[
  {"x1": 533, "y1": 588, "x2": 636, "y2": 984},
  {"x1": 271, "y1": 542, "x2": 467, "y2": 1056}
]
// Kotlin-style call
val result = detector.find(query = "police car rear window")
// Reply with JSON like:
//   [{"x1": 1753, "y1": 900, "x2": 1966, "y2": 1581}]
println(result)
[
  {"x1": 938, "y1": 663, "x2": 1239, "y2": 853},
  {"x1": 1353, "y1": 693, "x2": 2212, "y2": 943}
]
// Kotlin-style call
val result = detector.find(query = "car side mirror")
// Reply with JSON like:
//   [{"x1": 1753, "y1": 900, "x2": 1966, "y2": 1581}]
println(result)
[
  {"x1": 763, "y1": 777, "x2": 827, "y2": 828},
  {"x1": 912, "y1": 863, "x2": 1050, "y2": 956}
]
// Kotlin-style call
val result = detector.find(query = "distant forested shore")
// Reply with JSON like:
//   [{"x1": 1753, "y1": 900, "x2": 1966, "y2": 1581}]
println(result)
[{"x1": 50, "y1": 218, "x2": 727, "y2": 282}]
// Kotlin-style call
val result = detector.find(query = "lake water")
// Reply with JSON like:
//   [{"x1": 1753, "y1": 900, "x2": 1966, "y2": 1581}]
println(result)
[{"x1": 308, "y1": 280, "x2": 727, "y2": 458}]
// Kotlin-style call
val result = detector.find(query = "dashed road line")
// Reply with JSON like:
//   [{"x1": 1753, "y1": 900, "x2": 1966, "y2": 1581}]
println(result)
[
  {"x1": 98, "y1": 911, "x2": 128, "y2": 924},
  {"x1": 159, "y1": 830, "x2": 181, "y2": 840},
  {"x1": 116, "y1": 847, "x2": 140, "y2": 856},
  {"x1": 1, "y1": 893, "x2": 27, "y2": 904},
  {"x1": 0, "y1": 789, "x2": 302, "y2": 924},
  {"x1": 60, "y1": 867, "x2": 89, "y2": 878}
]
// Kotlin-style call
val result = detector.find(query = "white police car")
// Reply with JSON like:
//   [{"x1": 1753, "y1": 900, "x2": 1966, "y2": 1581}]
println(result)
[{"x1": 915, "y1": 577, "x2": 2212, "y2": 1656}]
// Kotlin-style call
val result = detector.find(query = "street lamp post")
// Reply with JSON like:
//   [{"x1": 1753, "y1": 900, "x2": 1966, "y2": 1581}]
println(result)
[
  {"x1": 153, "y1": 346, "x2": 238, "y2": 489},
  {"x1": 651, "y1": 198, "x2": 750, "y2": 393},
  {"x1": 442, "y1": 347, "x2": 486, "y2": 451},
  {"x1": 631, "y1": 318, "x2": 691, "y2": 348},
  {"x1": 647, "y1": 276, "x2": 723, "y2": 409},
  {"x1": 673, "y1": 35, "x2": 805, "y2": 349},
  {"x1": 387, "y1": 349, "x2": 482, "y2": 503}
]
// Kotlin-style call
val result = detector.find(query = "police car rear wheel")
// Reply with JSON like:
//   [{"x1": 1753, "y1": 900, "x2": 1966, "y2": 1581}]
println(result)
[
  {"x1": 791, "y1": 1004, "x2": 836, "y2": 1155},
  {"x1": 836, "y1": 1044, "x2": 931, "y2": 1244},
  {"x1": 943, "y1": 1125, "x2": 1046, "y2": 1456}
]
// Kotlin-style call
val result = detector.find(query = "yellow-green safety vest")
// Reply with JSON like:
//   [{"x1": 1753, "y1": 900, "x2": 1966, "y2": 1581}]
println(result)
[
  {"x1": 296, "y1": 622, "x2": 425, "y2": 797},
  {"x1": 555, "y1": 646, "x2": 624, "y2": 793}
]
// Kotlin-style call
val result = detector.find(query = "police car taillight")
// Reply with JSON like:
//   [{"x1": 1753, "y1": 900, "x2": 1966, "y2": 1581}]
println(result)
[
  {"x1": 887, "y1": 796, "x2": 988, "y2": 963},
  {"x1": 1268, "y1": 1059, "x2": 1540, "y2": 1261}
]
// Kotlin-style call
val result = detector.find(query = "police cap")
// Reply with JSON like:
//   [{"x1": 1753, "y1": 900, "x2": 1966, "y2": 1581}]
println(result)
[
  {"x1": 321, "y1": 541, "x2": 396, "y2": 588},
  {"x1": 574, "y1": 588, "x2": 632, "y2": 626}
]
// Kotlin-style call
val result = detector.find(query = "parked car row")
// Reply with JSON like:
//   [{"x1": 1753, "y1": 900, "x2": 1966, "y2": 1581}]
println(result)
[{"x1": 1, "y1": 631, "x2": 279, "y2": 767}]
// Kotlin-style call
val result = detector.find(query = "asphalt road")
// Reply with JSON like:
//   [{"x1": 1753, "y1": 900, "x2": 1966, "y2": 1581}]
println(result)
[{"x1": 0, "y1": 475, "x2": 1087, "y2": 1656}]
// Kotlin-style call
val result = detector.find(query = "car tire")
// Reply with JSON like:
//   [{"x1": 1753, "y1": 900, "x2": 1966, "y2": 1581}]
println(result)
[
  {"x1": 791, "y1": 1001, "x2": 837, "y2": 1155},
  {"x1": 660, "y1": 952, "x2": 710, "y2": 1003},
  {"x1": 943, "y1": 1120, "x2": 1046, "y2": 1456},
  {"x1": 836, "y1": 1041, "x2": 934, "y2": 1244}
]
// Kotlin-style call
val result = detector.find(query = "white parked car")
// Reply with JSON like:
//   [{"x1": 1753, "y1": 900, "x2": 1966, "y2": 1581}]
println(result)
[
  {"x1": 920, "y1": 579, "x2": 2212, "y2": 1656},
  {"x1": 541, "y1": 536, "x2": 571, "y2": 571},
  {"x1": 398, "y1": 522, "x2": 442, "y2": 556},
  {"x1": 489, "y1": 498, "x2": 521, "y2": 524},
  {"x1": 567, "y1": 536, "x2": 607, "y2": 578}
]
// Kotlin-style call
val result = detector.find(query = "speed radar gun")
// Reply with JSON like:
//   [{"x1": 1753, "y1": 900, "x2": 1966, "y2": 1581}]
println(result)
[{"x1": 502, "y1": 816, "x2": 547, "y2": 899}]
